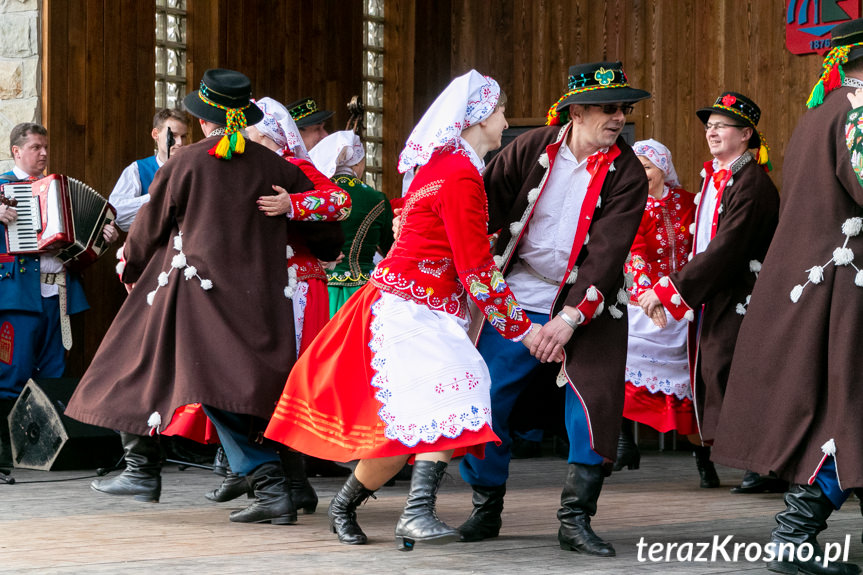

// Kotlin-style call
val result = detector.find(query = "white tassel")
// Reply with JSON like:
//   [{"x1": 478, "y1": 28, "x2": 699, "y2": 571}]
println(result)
[
  {"x1": 173, "y1": 234, "x2": 183, "y2": 251},
  {"x1": 286, "y1": 245, "x2": 295, "y2": 259},
  {"x1": 790, "y1": 284, "x2": 804, "y2": 303},
  {"x1": 583, "y1": 232, "x2": 590, "y2": 246},
  {"x1": 200, "y1": 279, "x2": 213, "y2": 290},
  {"x1": 527, "y1": 187, "x2": 541, "y2": 204},
  {"x1": 566, "y1": 267, "x2": 578, "y2": 284},
  {"x1": 624, "y1": 271, "x2": 635, "y2": 289},
  {"x1": 596, "y1": 195, "x2": 602, "y2": 209},
  {"x1": 718, "y1": 204, "x2": 724, "y2": 215},
  {"x1": 146, "y1": 290, "x2": 157, "y2": 306},
  {"x1": 659, "y1": 277, "x2": 670, "y2": 288},
  {"x1": 726, "y1": 177, "x2": 734, "y2": 187},
  {"x1": 538, "y1": 152, "x2": 549, "y2": 168},
  {"x1": 157, "y1": 272, "x2": 169, "y2": 287},
  {"x1": 821, "y1": 438, "x2": 836, "y2": 456},
  {"x1": 493, "y1": 255, "x2": 505, "y2": 268},
  {"x1": 616, "y1": 289, "x2": 629, "y2": 305},
  {"x1": 855, "y1": 270, "x2": 863, "y2": 287},
  {"x1": 833, "y1": 247, "x2": 854, "y2": 266},
  {"x1": 699, "y1": 168, "x2": 707, "y2": 179},
  {"x1": 749, "y1": 260, "x2": 762, "y2": 273},
  {"x1": 842, "y1": 217, "x2": 863, "y2": 237},
  {"x1": 693, "y1": 192, "x2": 702, "y2": 206},
  {"x1": 608, "y1": 162, "x2": 616, "y2": 172},
  {"x1": 735, "y1": 303, "x2": 747, "y2": 315},
  {"x1": 184, "y1": 266, "x2": 197, "y2": 280},
  {"x1": 147, "y1": 411, "x2": 162, "y2": 434},
  {"x1": 115, "y1": 261, "x2": 126, "y2": 276},
  {"x1": 115, "y1": 246, "x2": 125, "y2": 260},
  {"x1": 608, "y1": 304, "x2": 623, "y2": 319},
  {"x1": 586, "y1": 286, "x2": 599, "y2": 301},
  {"x1": 688, "y1": 253, "x2": 694, "y2": 262},
  {"x1": 808, "y1": 266, "x2": 824, "y2": 284},
  {"x1": 171, "y1": 253, "x2": 187, "y2": 269},
  {"x1": 670, "y1": 294, "x2": 682, "y2": 306},
  {"x1": 684, "y1": 310, "x2": 695, "y2": 321},
  {"x1": 593, "y1": 301, "x2": 605, "y2": 317},
  {"x1": 689, "y1": 223, "x2": 696, "y2": 235},
  {"x1": 509, "y1": 220, "x2": 524, "y2": 236},
  {"x1": 284, "y1": 285, "x2": 295, "y2": 298}
]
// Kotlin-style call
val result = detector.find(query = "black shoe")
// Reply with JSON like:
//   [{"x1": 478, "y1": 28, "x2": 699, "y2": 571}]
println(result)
[
  {"x1": 306, "y1": 456, "x2": 351, "y2": 477},
  {"x1": 212, "y1": 447, "x2": 228, "y2": 477},
  {"x1": 732, "y1": 470, "x2": 789, "y2": 494},
  {"x1": 557, "y1": 463, "x2": 615, "y2": 557},
  {"x1": 394, "y1": 460, "x2": 459, "y2": 551},
  {"x1": 205, "y1": 471, "x2": 252, "y2": 502},
  {"x1": 329, "y1": 473, "x2": 375, "y2": 544},
  {"x1": 229, "y1": 462, "x2": 297, "y2": 525},
  {"x1": 280, "y1": 450, "x2": 318, "y2": 514},
  {"x1": 90, "y1": 432, "x2": 162, "y2": 502},
  {"x1": 693, "y1": 445, "x2": 720, "y2": 488},
  {"x1": 613, "y1": 419, "x2": 640, "y2": 471},
  {"x1": 459, "y1": 484, "x2": 506, "y2": 542},
  {"x1": 767, "y1": 483, "x2": 861, "y2": 575}
]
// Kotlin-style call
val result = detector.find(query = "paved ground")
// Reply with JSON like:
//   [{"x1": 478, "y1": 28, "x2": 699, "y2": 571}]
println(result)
[{"x1": 0, "y1": 450, "x2": 860, "y2": 574}]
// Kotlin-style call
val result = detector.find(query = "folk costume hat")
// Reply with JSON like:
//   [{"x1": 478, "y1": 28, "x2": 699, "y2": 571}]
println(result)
[
  {"x1": 288, "y1": 98, "x2": 334, "y2": 128},
  {"x1": 696, "y1": 91, "x2": 772, "y2": 171},
  {"x1": 309, "y1": 130, "x2": 365, "y2": 178},
  {"x1": 183, "y1": 68, "x2": 263, "y2": 160},
  {"x1": 633, "y1": 139, "x2": 681, "y2": 189},
  {"x1": 253, "y1": 97, "x2": 310, "y2": 160},
  {"x1": 397, "y1": 69, "x2": 500, "y2": 174},
  {"x1": 806, "y1": 17, "x2": 863, "y2": 109},
  {"x1": 546, "y1": 61, "x2": 650, "y2": 126}
]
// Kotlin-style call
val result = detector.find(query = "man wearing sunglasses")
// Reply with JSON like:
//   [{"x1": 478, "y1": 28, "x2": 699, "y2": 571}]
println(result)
[
  {"x1": 638, "y1": 92, "x2": 780, "y2": 492},
  {"x1": 459, "y1": 61, "x2": 650, "y2": 557}
]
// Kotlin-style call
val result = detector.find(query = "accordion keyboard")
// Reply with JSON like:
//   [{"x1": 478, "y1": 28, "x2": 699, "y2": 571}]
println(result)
[{"x1": 2, "y1": 183, "x2": 39, "y2": 253}]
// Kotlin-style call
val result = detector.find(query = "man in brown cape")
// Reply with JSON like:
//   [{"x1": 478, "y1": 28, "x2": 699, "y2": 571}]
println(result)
[
  {"x1": 458, "y1": 61, "x2": 650, "y2": 557},
  {"x1": 65, "y1": 69, "x2": 340, "y2": 525},
  {"x1": 638, "y1": 91, "x2": 780, "y2": 492},
  {"x1": 712, "y1": 19, "x2": 863, "y2": 575}
]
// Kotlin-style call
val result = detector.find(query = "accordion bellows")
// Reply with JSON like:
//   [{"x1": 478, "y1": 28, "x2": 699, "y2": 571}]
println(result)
[{"x1": 2, "y1": 174, "x2": 116, "y2": 271}]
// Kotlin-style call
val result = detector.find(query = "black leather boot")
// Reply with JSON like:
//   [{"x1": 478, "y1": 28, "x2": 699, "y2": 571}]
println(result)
[
  {"x1": 693, "y1": 445, "x2": 720, "y2": 488},
  {"x1": 91, "y1": 432, "x2": 162, "y2": 502},
  {"x1": 458, "y1": 484, "x2": 506, "y2": 542},
  {"x1": 212, "y1": 447, "x2": 228, "y2": 477},
  {"x1": 229, "y1": 461, "x2": 297, "y2": 525},
  {"x1": 732, "y1": 469, "x2": 789, "y2": 494},
  {"x1": 329, "y1": 473, "x2": 376, "y2": 544},
  {"x1": 766, "y1": 483, "x2": 860, "y2": 575},
  {"x1": 204, "y1": 470, "x2": 252, "y2": 502},
  {"x1": 394, "y1": 460, "x2": 459, "y2": 551},
  {"x1": 557, "y1": 463, "x2": 615, "y2": 557},
  {"x1": 613, "y1": 419, "x2": 640, "y2": 471},
  {"x1": 280, "y1": 449, "x2": 318, "y2": 514}
]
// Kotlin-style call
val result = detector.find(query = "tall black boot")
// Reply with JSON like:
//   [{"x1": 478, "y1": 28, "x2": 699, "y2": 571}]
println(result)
[
  {"x1": 90, "y1": 432, "x2": 162, "y2": 502},
  {"x1": 458, "y1": 484, "x2": 506, "y2": 542},
  {"x1": 767, "y1": 483, "x2": 860, "y2": 575},
  {"x1": 693, "y1": 445, "x2": 720, "y2": 488},
  {"x1": 613, "y1": 418, "x2": 640, "y2": 471},
  {"x1": 394, "y1": 460, "x2": 459, "y2": 551},
  {"x1": 557, "y1": 463, "x2": 615, "y2": 557},
  {"x1": 204, "y1": 470, "x2": 252, "y2": 502},
  {"x1": 329, "y1": 473, "x2": 376, "y2": 545},
  {"x1": 280, "y1": 449, "x2": 318, "y2": 514},
  {"x1": 0, "y1": 398, "x2": 14, "y2": 470},
  {"x1": 229, "y1": 461, "x2": 297, "y2": 525}
]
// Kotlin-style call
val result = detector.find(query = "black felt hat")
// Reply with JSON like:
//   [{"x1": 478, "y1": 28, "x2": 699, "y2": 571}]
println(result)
[
  {"x1": 831, "y1": 17, "x2": 863, "y2": 61},
  {"x1": 547, "y1": 61, "x2": 650, "y2": 125},
  {"x1": 288, "y1": 98, "x2": 334, "y2": 128},
  {"x1": 183, "y1": 69, "x2": 263, "y2": 126},
  {"x1": 696, "y1": 91, "x2": 762, "y2": 148}
]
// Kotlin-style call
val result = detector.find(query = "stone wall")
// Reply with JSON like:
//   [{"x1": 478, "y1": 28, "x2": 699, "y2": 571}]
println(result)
[{"x1": 0, "y1": 0, "x2": 40, "y2": 173}]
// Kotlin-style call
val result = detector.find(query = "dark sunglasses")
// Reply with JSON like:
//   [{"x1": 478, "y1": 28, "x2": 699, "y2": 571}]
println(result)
[{"x1": 586, "y1": 103, "x2": 635, "y2": 116}]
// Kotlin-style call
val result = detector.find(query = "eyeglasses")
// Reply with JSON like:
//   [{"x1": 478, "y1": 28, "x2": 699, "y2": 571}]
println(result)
[
  {"x1": 586, "y1": 104, "x2": 635, "y2": 116},
  {"x1": 703, "y1": 121, "x2": 747, "y2": 131}
]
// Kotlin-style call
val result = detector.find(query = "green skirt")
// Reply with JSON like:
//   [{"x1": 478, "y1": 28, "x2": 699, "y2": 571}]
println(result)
[{"x1": 328, "y1": 284, "x2": 365, "y2": 317}]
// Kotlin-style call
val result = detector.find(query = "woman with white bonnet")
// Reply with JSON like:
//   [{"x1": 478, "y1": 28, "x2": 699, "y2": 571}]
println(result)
[
  {"x1": 265, "y1": 70, "x2": 538, "y2": 550},
  {"x1": 615, "y1": 139, "x2": 708, "y2": 482},
  {"x1": 309, "y1": 130, "x2": 394, "y2": 316}
]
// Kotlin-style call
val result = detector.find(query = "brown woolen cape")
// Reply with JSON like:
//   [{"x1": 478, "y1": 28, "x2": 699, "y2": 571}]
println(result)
[
  {"x1": 672, "y1": 158, "x2": 779, "y2": 443},
  {"x1": 65, "y1": 138, "x2": 322, "y2": 435},
  {"x1": 484, "y1": 126, "x2": 648, "y2": 460},
  {"x1": 713, "y1": 87, "x2": 863, "y2": 488}
]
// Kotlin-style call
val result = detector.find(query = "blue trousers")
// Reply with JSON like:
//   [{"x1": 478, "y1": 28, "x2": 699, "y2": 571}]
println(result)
[
  {"x1": 814, "y1": 456, "x2": 852, "y2": 509},
  {"x1": 0, "y1": 296, "x2": 65, "y2": 400},
  {"x1": 202, "y1": 405, "x2": 280, "y2": 476},
  {"x1": 460, "y1": 311, "x2": 602, "y2": 488}
]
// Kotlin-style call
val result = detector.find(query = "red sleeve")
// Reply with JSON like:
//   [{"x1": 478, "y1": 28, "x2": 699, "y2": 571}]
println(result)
[
  {"x1": 285, "y1": 158, "x2": 352, "y2": 222},
  {"x1": 433, "y1": 166, "x2": 532, "y2": 341}
]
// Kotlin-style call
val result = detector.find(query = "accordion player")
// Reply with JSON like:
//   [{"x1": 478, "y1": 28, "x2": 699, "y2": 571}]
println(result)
[{"x1": 1, "y1": 174, "x2": 116, "y2": 271}]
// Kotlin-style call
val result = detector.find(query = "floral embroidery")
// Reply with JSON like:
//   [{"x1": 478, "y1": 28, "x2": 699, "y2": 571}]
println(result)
[
  {"x1": 490, "y1": 269, "x2": 506, "y2": 292},
  {"x1": 146, "y1": 232, "x2": 213, "y2": 306},
  {"x1": 417, "y1": 258, "x2": 452, "y2": 278},
  {"x1": 468, "y1": 275, "x2": 490, "y2": 301}
]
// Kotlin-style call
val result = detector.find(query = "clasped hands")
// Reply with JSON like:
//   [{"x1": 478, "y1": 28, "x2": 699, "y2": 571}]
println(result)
[{"x1": 637, "y1": 288, "x2": 668, "y2": 328}]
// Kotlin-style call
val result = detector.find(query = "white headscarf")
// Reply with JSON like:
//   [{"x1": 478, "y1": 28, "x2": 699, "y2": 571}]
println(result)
[
  {"x1": 253, "y1": 97, "x2": 309, "y2": 160},
  {"x1": 397, "y1": 70, "x2": 500, "y2": 174},
  {"x1": 632, "y1": 138, "x2": 681, "y2": 189},
  {"x1": 308, "y1": 130, "x2": 365, "y2": 178}
]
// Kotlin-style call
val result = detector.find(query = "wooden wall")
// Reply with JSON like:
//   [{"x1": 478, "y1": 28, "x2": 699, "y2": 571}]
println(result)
[{"x1": 382, "y1": 0, "x2": 825, "y2": 199}]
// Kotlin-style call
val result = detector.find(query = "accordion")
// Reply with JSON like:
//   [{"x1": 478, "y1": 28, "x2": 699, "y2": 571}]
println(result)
[{"x1": 1, "y1": 174, "x2": 116, "y2": 271}]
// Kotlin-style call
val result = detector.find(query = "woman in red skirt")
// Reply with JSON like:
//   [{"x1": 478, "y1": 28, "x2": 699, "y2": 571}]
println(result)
[{"x1": 265, "y1": 70, "x2": 539, "y2": 550}]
